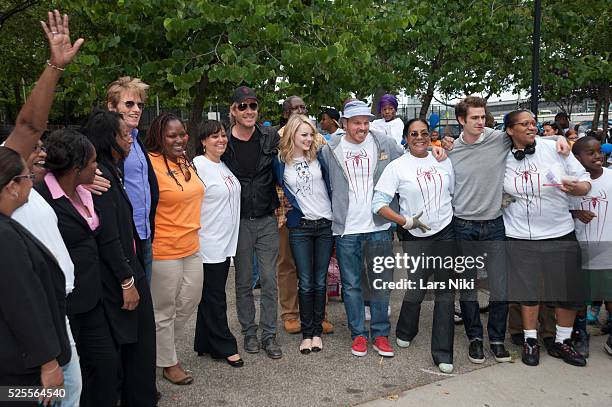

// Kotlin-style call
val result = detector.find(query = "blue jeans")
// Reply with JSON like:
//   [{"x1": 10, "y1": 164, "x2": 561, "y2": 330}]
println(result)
[
  {"x1": 335, "y1": 229, "x2": 393, "y2": 339},
  {"x1": 140, "y1": 237, "x2": 153, "y2": 284},
  {"x1": 61, "y1": 317, "x2": 82, "y2": 407},
  {"x1": 289, "y1": 219, "x2": 333, "y2": 338},
  {"x1": 454, "y1": 216, "x2": 508, "y2": 342}
]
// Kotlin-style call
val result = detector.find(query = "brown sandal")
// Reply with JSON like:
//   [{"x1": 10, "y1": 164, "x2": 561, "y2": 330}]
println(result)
[{"x1": 163, "y1": 368, "x2": 193, "y2": 385}]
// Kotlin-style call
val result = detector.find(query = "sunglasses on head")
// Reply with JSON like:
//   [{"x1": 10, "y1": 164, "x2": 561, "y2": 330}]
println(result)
[
  {"x1": 237, "y1": 102, "x2": 258, "y2": 112},
  {"x1": 123, "y1": 100, "x2": 145, "y2": 110}
]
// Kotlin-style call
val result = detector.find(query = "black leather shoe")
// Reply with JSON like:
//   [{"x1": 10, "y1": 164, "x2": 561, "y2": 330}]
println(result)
[
  {"x1": 468, "y1": 339, "x2": 485, "y2": 364},
  {"x1": 548, "y1": 339, "x2": 587, "y2": 367},
  {"x1": 522, "y1": 338, "x2": 540, "y2": 366},
  {"x1": 262, "y1": 337, "x2": 282, "y2": 359},
  {"x1": 226, "y1": 357, "x2": 244, "y2": 368},
  {"x1": 510, "y1": 333, "x2": 524, "y2": 346},
  {"x1": 490, "y1": 343, "x2": 511, "y2": 362},
  {"x1": 244, "y1": 335, "x2": 260, "y2": 354}
]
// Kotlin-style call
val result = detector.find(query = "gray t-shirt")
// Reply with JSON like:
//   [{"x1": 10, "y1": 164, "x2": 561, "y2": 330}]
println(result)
[{"x1": 448, "y1": 128, "x2": 511, "y2": 220}]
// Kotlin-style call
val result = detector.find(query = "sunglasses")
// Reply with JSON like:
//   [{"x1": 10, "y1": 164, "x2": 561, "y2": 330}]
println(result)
[
  {"x1": 408, "y1": 130, "x2": 430, "y2": 138},
  {"x1": 123, "y1": 100, "x2": 145, "y2": 110},
  {"x1": 237, "y1": 102, "x2": 258, "y2": 112},
  {"x1": 13, "y1": 173, "x2": 36, "y2": 182}
]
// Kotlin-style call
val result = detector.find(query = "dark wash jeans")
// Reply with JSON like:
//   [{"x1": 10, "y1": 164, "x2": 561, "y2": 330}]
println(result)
[
  {"x1": 335, "y1": 229, "x2": 393, "y2": 339},
  {"x1": 453, "y1": 216, "x2": 508, "y2": 343},
  {"x1": 289, "y1": 218, "x2": 333, "y2": 338},
  {"x1": 397, "y1": 221, "x2": 456, "y2": 364}
]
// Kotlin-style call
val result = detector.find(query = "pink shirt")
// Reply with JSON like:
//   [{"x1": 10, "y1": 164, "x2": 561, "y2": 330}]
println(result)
[{"x1": 44, "y1": 173, "x2": 100, "y2": 231}]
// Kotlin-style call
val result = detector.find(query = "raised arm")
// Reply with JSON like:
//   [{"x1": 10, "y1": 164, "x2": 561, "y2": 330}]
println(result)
[{"x1": 4, "y1": 10, "x2": 83, "y2": 159}]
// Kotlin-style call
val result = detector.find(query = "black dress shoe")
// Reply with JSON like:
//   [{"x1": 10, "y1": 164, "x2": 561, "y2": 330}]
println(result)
[
  {"x1": 548, "y1": 339, "x2": 587, "y2": 367},
  {"x1": 244, "y1": 335, "x2": 260, "y2": 353},
  {"x1": 468, "y1": 339, "x2": 485, "y2": 364},
  {"x1": 522, "y1": 338, "x2": 540, "y2": 366},
  {"x1": 226, "y1": 357, "x2": 244, "y2": 368},
  {"x1": 490, "y1": 343, "x2": 511, "y2": 362},
  {"x1": 262, "y1": 337, "x2": 282, "y2": 359}
]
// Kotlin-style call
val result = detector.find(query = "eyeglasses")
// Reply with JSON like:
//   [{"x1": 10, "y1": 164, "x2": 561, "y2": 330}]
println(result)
[
  {"x1": 237, "y1": 102, "x2": 258, "y2": 112},
  {"x1": 13, "y1": 173, "x2": 36, "y2": 182},
  {"x1": 122, "y1": 100, "x2": 145, "y2": 110},
  {"x1": 512, "y1": 120, "x2": 537, "y2": 128},
  {"x1": 408, "y1": 130, "x2": 430, "y2": 138}
]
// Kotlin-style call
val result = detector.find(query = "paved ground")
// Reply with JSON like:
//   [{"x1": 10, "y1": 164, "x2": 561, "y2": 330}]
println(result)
[
  {"x1": 364, "y1": 334, "x2": 612, "y2": 407},
  {"x1": 155, "y1": 267, "x2": 610, "y2": 406}
]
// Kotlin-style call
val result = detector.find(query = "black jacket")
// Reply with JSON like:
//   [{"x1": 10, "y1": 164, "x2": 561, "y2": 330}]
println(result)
[
  {"x1": 222, "y1": 123, "x2": 280, "y2": 218},
  {"x1": 94, "y1": 161, "x2": 145, "y2": 344},
  {"x1": 35, "y1": 182, "x2": 103, "y2": 315},
  {"x1": 0, "y1": 214, "x2": 70, "y2": 380}
]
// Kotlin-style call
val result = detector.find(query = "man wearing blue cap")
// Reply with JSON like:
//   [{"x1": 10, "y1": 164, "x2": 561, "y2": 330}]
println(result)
[{"x1": 320, "y1": 100, "x2": 416, "y2": 357}]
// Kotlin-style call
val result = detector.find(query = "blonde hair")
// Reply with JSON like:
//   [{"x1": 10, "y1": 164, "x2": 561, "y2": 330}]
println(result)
[
  {"x1": 278, "y1": 114, "x2": 320, "y2": 164},
  {"x1": 106, "y1": 76, "x2": 150, "y2": 107}
]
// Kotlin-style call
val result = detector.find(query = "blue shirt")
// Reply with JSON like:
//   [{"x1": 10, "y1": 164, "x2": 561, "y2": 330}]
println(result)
[{"x1": 123, "y1": 129, "x2": 151, "y2": 240}]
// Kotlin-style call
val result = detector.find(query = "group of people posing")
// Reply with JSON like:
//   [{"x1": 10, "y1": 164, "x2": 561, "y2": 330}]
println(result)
[{"x1": 1, "y1": 10, "x2": 611, "y2": 407}]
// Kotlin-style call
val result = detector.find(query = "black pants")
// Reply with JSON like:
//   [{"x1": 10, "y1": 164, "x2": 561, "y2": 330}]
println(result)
[
  {"x1": 396, "y1": 222, "x2": 455, "y2": 365},
  {"x1": 69, "y1": 301, "x2": 119, "y2": 407},
  {"x1": 194, "y1": 259, "x2": 238, "y2": 358},
  {"x1": 119, "y1": 276, "x2": 157, "y2": 407}
]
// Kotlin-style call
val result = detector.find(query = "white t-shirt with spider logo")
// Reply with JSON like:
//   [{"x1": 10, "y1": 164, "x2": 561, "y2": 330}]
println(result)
[
  {"x1": 193, "y1": 155, "x2": 241, "y2": 263},
  {"x1": 502, "y1": 139, "x2": 590, "y2": 240},
  {"x1": 340, "y1": 135, "x2": 391, "y2": 235},
  {"x1": 573, "y1": 168, "x2": 612, "y2": 269},
  {"x1": 375, "y1": 152, "x2": 454, "y2": 237},
  {"x1": 283, "y1": 157, "x2": 332, "y2": 221}
]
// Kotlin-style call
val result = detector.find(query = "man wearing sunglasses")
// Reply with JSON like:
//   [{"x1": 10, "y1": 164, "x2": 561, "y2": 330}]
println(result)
[
  {"x1": 222, "y1": 86, "x2": 283, "y2": 359},
  {"x1": 107, "y1": 77, "x2": 159, "y2": 284}
]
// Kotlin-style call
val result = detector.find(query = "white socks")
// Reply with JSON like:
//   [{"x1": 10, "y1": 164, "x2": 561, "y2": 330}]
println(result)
[
  {"x1": 555, "y1": 325, "x2": 573, "y2": 343},
  {"x1": 523, "y1": 329, "x2": 537, "y2": 341}
]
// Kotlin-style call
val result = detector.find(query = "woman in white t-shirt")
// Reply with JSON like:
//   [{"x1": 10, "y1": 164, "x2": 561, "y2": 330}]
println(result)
[
  {"x1": 502, "y1": 110, "x2": 591, "y2": 368},
  {"x1": 193, "y1": 120, "x2": 243, "y2": 367},
  {"x1": 372, "y1": 118, "x2": 456, "y2": 374},
  {"x1": 273, "y1": 114, "x2": 333, "y2": 354}
]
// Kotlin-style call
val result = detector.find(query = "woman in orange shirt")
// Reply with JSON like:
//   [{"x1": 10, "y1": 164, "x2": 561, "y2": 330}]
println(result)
[{"x1": 145, "y1": 113, "x2": 205, "y2": 385}]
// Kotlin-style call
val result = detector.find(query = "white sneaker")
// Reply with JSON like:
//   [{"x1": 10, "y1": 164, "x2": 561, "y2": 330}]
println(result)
[
  {"x1": 438, "y1": 363, "x2": 454, "y2": 374},
  {"x1": 396, "y1": 338, "x2": 411, "y2": 348},
  {"x1": 364, "y1": 306, "x2": 371, "y2": 321}
]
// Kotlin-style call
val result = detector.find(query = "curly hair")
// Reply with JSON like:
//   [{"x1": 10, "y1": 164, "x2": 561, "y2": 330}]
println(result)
[
  {"x1": 145, "y1": 112, "x2": 195, "y2": 190},
  {"x1": 44, "y1": 128, "x2": 95, "y2": 177}
]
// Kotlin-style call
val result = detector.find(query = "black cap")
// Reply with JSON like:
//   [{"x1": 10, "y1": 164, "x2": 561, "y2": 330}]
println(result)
[
  {"x1": 322, "y1": 107, "x2": 340, "y2": 122},
  {"x1": 232, "y1": 86, "x2": 258, "y2": 104}
]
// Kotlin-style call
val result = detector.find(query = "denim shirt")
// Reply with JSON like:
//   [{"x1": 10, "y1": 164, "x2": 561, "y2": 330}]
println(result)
[{"x1": 123, "y1": 129, "x2": 151, "y2": 240}]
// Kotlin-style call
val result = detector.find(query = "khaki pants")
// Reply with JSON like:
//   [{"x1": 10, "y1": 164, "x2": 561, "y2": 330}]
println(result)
[
  {"x1": 151, "y1": 253, "x2": 203, "y2": 367},
  {"x1": 277, "y1": 224, "x2": 299, "y2": 321}
]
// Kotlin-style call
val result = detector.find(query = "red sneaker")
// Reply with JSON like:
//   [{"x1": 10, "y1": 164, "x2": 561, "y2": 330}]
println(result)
[
  {"x1": 373, "y1": 336, "x2": 394, "y2": 357},
  {"x1": 351, "y1": 335, "x2": 368, "y2": 356}
]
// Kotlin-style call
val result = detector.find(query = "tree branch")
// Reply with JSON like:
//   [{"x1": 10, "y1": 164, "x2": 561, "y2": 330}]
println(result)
[{"x1": 0, "y1": 0, "x2": 39, "y2": 31}]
